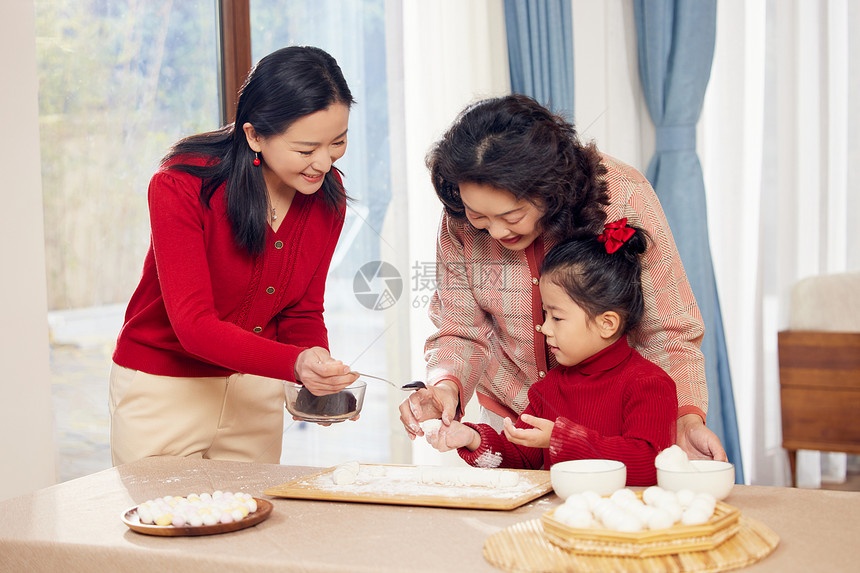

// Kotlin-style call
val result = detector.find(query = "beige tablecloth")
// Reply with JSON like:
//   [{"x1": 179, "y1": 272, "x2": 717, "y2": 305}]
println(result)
[{"x1": 0, "y1": 456, "x2": 857, "y2": 572}]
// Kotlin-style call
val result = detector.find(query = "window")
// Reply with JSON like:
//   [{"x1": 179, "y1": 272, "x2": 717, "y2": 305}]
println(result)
[
  {"x1": 37, "y1": 0, "x2": 398, "y2": 478},
  {"x1": 249, "y1": 0, "x2": 394, "y2": 465}
]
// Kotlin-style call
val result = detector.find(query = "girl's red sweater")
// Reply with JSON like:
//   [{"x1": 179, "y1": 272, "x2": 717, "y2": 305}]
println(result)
[{"x1": 459, "y1": 337, "x2": 677, "y2": 485}]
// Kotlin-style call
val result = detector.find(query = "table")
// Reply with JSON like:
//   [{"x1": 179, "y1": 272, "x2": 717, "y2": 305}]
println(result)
[{"x1": 0, "y1": 456, "x2": 857, "y2": 572}]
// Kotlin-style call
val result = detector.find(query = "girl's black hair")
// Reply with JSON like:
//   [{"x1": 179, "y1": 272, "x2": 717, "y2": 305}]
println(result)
[
  {"x1": 425, "y1": 94, "x2": 610, "y2": 241},
  {"x1": 162, "y1": 45, "x2": 355, "y2": 255},
  {"x1": 541, "y1": 223, "x2": 650, "y2": 335}
]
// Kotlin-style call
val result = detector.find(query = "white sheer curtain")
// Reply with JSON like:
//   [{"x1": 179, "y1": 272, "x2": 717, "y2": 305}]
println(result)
[
  {"x1": 394, "y1": 0, "x2": 510, "y2": 465},
  {"x1": 572, "y1": 0, "x2": 859, "y2": 486},
  {"x1": 702, "y1": 0, "x2": 860, "y2": 486}
]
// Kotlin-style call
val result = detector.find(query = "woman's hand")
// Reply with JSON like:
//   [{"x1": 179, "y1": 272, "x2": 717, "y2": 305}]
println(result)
[
  {"x1": 503, "y1": 414, "x2": 554, "y2": 448},
  {"x1": 398, "y1": 380, "x2": 460, "y2": 439},
  {"x1": 676, "y1": 413, "x2": 728, "y2": 461},
  {"x1": 294, "y1": 347, "x2": 358, "y2": 396},
  {"x1": 424, "y1": 420, "x2": 480, "y2": 452}
]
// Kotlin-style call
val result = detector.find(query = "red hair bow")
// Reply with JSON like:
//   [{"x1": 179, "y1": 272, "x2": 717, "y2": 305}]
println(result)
[{"x1": 597, "y1": 218, "x2": 635, "y2": 253}]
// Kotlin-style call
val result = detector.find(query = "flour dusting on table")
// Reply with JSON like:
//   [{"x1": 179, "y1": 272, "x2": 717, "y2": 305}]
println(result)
[{"x1": 296, "y1": 464, "x2": 539, "y2": 500}]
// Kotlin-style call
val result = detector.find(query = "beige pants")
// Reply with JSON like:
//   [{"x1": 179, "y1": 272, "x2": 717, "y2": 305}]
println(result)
[{"x1": 109, "y1": 362, "x2": 285, "y2": 466}]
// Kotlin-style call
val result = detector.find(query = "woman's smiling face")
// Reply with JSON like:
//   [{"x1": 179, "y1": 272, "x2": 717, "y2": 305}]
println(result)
[
  {"x1": 246, "y1": 103, "x2": 350, "y2": 197},
  {"x1": 458, "y1": 182, "x2": 544, "y2": 251}
]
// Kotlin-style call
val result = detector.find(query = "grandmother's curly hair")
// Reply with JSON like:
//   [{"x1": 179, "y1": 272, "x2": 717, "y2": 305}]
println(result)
[{"x1": 425, "y1": 94, "x2": 610, "y2": 240}]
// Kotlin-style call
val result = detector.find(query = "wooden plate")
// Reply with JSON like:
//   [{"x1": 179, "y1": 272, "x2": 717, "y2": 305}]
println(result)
[
  {"x1": 121, "y1": 498, "x2": 273, "y2": 537},
  {"x1": 264, "y1": 464, "x2": 553, "y2": 511}
]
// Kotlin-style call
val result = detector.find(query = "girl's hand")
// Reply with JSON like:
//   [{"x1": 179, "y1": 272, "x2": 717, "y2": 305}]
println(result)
[
  {"x1": 424, "y1": 420, "x2": 480, "y2": 452},
  {"x1": 294, "y1": 347, "x2": 358, "y2": 395},
  {"x1": 503, "y1": 414, "x2": 554, "y2": 448},
  {"x1": 398, "y1": 380, "x2": 460, "y2": 439}
]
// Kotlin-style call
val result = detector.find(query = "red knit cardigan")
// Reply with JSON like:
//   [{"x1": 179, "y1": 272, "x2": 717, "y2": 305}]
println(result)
[{"x1": 113, "y1": 158, "x2": 345, "y2": 381}]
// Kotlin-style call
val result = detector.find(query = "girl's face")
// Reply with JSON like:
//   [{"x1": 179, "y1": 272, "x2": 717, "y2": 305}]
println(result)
[
  {"x1": 539, "y1": 278, "x2": 616, "y2": 367},
  {"x1": 245, "y1": 103, "x2": 350, "y2": 197},
  {"x1": 458, "y1": 182, "x2": 543, "y2": 251}
]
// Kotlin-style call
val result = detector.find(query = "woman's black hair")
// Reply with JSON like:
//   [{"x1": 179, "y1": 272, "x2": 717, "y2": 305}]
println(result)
[
  {"x1": 541, "y1": 223, "x2": 650, "y2": 336},
  {"x1": 425, "y1": 94, "x2": 610, "y2": 241},
  {"x1": 162, "y1": 45, "x2": 355, "y2": 255}
]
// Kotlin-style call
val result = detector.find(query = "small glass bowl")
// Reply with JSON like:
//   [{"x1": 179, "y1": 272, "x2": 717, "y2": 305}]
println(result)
[{"x1": 284, "y1": 381, "x2": 366, "y2": 423}]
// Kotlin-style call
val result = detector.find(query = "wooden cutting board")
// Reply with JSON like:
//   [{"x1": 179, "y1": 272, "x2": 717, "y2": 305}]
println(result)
[{"x1": 263, "y1": 464, "x2": 553, "y2": 511}]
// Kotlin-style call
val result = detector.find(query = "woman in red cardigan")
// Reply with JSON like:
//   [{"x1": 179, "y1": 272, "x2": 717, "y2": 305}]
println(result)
[
  {"x1": 425, "y1": 222, "x2": 677, "y2": 485},
  {"x1": 400, "y1": 95, "x2": 726, "y2": 462},
  {"x1": 110, "y1": 46, "x2": 359, "y2": 465}
]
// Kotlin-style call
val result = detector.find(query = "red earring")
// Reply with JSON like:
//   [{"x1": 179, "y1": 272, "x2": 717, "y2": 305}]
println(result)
[{"x1": 253, "y1": 152, "x2": 261, "y2": 166}]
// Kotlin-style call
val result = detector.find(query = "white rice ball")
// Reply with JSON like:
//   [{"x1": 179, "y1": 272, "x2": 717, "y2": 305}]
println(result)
[
  {"x1": 642, "y1": 485, "x2": 669, "y2": 506},
  {"x1": 555, "y1": 505, "x2": 595, "y2": 529},
  {"x1": 675, "y1": 489, "x2": 696, "y2": 507},
  {"x1": 563, "y1": 494, "x2": 590, "y2": 512},
  {"x1": 681, "y1": 507, "x2": 711, "y2": 525},
  {"x1": 581, "y1": 491, "x2": 603, "y2": 510},
  {"x1": 647, "y1": 508, "x2": 676, "y2": 530},
  {"x1": 655, "y1": 445, "x2": 697, "y2": 472}
]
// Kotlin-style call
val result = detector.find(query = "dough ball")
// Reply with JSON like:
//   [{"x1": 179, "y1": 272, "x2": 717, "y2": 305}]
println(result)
[
  {"x1": 332, "y1": 469, "x2": 355, "y2": 485},
  {"x1": 681, "y1": 507, "x2": 711, "y2": 525},
  {"x1": 675, "y1": 489, "x2": 696, "y2": 508},
  {"x1": 581, "y1": 491, "x2": 603, "y2": 510},
  {"x1": 655, "y1": 445, "x2": 697, "y2": 472},
  {"x1": 647, "y1": 508, "x2": 676, "y2": 530},
  {"x1": 332, "y1": 461, "x2": 360, "y2": 485},
  {"x1": 419, "y1": 466, "x2": 451, "y2": 485},
  {"x1": 613, "y1": 513, "x2": 644, "y2": 533},
  {"x1": 642, "y1": 485, "x2": 668, "y2": 506},
  {"x1": 657, "y1": 500, "x2": 683, "y2": 523},
  {"x1": 420, "y1": 418, "x2": 443, "y2": 439},
  {"x1": 563, "y1": 494, "x2": 590, "y2": 512},
  {"x1": 339, "y1": 461, "x2": 360, "y2": 474},
  {"x1": 610, "y1": 488, "x2": 638, "y2": 505},
  {"x1": 497, "y1": 471, "x2": 520, "y2": 488},
  {"x1": 458, "y1": 468, "x2": 498, "y2": 487},
  {"x1": 555, "y1": 505, "x2": 594, "y2": 529},
  {"x1": 688, "y1": 496, "x2": 716, "y2": 517}
]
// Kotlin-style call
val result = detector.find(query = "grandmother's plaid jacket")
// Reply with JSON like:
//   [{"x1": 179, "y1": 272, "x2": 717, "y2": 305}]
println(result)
[{"x1": 424, "y1": 154, "x2": 707, "y2": 422}]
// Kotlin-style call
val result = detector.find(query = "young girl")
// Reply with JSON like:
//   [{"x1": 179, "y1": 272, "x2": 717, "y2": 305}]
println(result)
[
  {"x1": 424, "y1": 220, "x2": 677, "y2": 485},
  {"x1": 109, "y1": 46, "x2": 359, "y2": 466}
]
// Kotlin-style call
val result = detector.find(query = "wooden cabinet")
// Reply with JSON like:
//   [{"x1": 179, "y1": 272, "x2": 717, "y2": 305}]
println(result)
[{"x1": 778, "y1": 331, "x2": 860, "y2": 486}]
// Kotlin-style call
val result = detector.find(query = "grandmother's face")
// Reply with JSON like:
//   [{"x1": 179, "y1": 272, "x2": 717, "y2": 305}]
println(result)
[{"x1": 458, "y1": 182, "x2": 543, "y2": 251}]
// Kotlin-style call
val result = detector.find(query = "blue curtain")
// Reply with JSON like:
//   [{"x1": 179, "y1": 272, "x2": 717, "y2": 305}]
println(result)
[
  {"x1": 633, "y1": 0, "x2": 744, "y2": 482},
  {"x1": 503, "y1": 0, "x2": 574, "y2": 119}
]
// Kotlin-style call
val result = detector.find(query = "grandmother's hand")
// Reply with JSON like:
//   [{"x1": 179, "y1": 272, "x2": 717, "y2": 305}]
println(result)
[
  {"x1": 676, "y1": 413, "x2": 728, "y2": 461},
  {"x1": 398, "y1": 380, "x2": 460, "y2": 439}
]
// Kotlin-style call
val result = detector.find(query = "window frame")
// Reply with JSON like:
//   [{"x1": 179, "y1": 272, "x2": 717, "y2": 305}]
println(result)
[{"x1": 218, "y1": 0, "x2": 252, "y2": 124}]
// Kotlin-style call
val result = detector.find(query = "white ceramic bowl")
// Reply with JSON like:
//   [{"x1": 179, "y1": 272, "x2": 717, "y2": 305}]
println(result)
[
  {"x1": 284, "y1": 381, "x2": 366, "y2": 423},
  {"x1": 550, "y1": 459, "x2": 627, "y2": 499},
  {"x1": 657, "y1": 460, "x2": 735, "y2": 500}
]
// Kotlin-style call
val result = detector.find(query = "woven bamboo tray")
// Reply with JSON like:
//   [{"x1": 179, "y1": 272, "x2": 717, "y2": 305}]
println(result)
[
  {"x1": 483, "y1": 515, "x2": 779, "y2": 573},
  {"x1": 541, "y1": 500, "x2": 740, "y2": 557}
]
